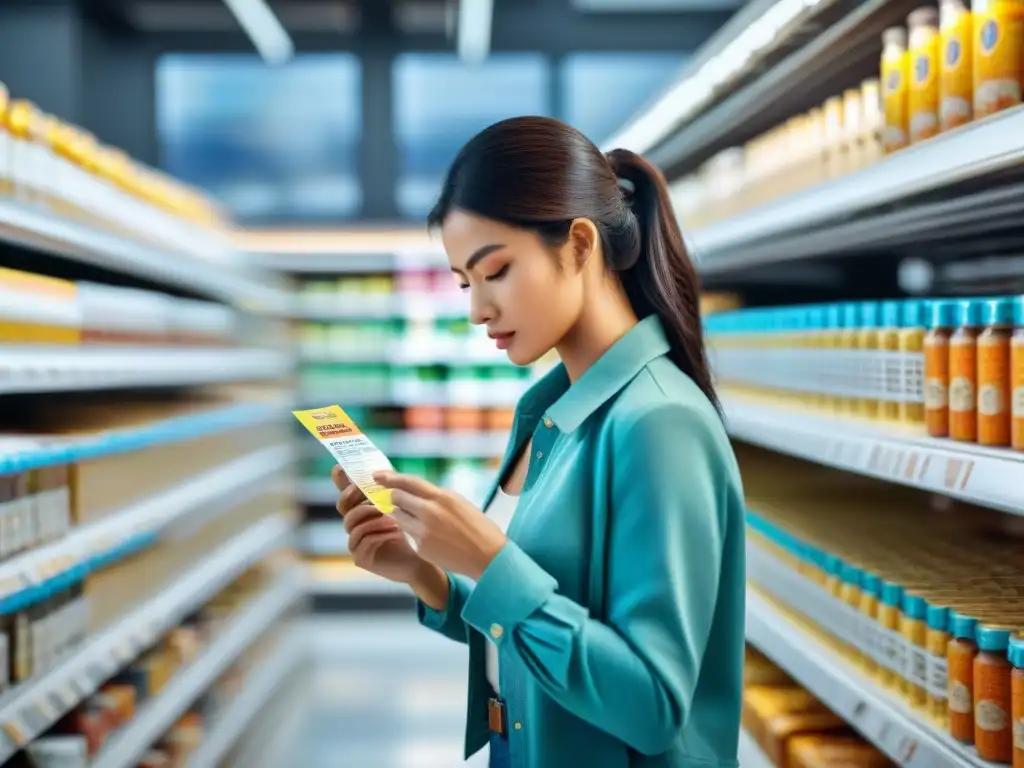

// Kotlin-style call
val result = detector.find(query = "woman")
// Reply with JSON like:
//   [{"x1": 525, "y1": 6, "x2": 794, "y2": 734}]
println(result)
[{"x1": 333, "y1": 116, "x2": 745, "y2": 768}]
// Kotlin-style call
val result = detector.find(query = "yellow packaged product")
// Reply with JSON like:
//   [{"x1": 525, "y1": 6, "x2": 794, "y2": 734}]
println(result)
[
  {"x1": 857, "y1": 302, "x2": 882, "y2": 419},
  {"x1": 842, "y1": 88, "x2": 864, "y2": 173},
  {"x1": 908, "y1": 7, "x2": 941, "y2": 142},
  {"x1": 973, "y1": 0, "x2": 1024, "y2": 117},
  {"x1": 741, "y1": 686, "x2": 848, "y2": 767},
  {"x1": 926, "y1": 605, "x2": 952, "y2": 728},
  {"x1": 293, "y1": 405, "x2": 395, "y2": 513},
  {"x1": 860, "y1": 78, "x2": 884, "y2": 165},
  {"x1": 898, "y1": 300, "x2": 927, "y2": 425},
  {"x1": 880, "y1": 301, "x2": 902, "y2": 421},
  {"x1": 941, "y1": 0, "x2": 974, "y2": 129},
  {"x1": 0, "y1": 267, "x2": 80, "y2": 344},
  {"x1": 901, "y1": 594, "x2": 929, "y2": 708},
  {"x1": 823, "y1": 97, "x2": 845, "y2": 179},
  {"x1": 787, "y1": 734, "x2": 894, "y2": 768},
  {"x1": 882, "y1": 27, "x2": 910, "y2": 152}
]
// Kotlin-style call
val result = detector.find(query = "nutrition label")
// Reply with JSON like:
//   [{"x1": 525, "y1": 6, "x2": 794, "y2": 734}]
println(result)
[{"x1": 293, "y1": 405, "x2": 395, "y2": 514}]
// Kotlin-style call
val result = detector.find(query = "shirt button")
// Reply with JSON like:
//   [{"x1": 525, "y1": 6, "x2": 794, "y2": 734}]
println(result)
[
  {"x1": 536, "y1": 451, "x2": 543, "y2": 459},
  {"x1": 514, "y1": 722, "x2": 522, "y2": 730},
  {"x1": 543, "y1": 417, "x2": 553, "y2": 428},
  {"x1": 490, "y1": 623, "x2": 504, "y2": 639}
]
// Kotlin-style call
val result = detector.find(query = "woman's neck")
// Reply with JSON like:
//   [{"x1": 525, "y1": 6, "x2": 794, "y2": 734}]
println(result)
[{"x1": 556, "y1": 286, "x2": 639, "y2": 382}]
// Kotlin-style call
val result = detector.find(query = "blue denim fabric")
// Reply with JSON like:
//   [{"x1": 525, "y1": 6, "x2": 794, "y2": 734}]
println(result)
[{"x1": 489, "y1": 732, "x2": 512, "y2": 768}]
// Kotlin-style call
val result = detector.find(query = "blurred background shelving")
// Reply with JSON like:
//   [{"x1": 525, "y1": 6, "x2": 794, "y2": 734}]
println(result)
[{"x1": 2, "y1": 0, "x2": 1024, "y2": 764}]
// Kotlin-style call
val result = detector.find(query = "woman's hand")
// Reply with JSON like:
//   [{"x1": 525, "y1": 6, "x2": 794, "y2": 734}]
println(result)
[
  {"x1": 333, "y1": 466, "x2": 423, "y2": 585},
  {"x1": 373, "y1": 470, "x2": 507, "y2": 580}
]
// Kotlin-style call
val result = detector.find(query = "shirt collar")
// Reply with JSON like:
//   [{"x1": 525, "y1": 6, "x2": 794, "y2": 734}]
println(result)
[{"x1": 522, "y1": 314, "x2": 670, "y2": 434}]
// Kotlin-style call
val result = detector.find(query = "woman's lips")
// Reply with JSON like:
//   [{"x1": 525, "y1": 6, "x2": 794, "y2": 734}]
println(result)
[{"x1": 489, "y1": 331, "x2": 515, "y2": 350}]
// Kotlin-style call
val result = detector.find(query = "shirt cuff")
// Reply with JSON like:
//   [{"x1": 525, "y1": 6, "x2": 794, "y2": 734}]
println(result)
[
  {"x1": 461, "y1": 541, "x2": 557, "y2": 642},
  {"x1": 417, "y1": 570, "x2": 455, "y2": 630}
]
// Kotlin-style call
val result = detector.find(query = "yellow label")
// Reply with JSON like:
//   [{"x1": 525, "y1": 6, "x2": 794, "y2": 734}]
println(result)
[
  {"x1": 293, "y1": 404, "x2": 395, "y2": 514},
  {"x1": 973, "y1": 2, "x2": 1024, "y2": 116},
  {"x1": 941, "y1": 10, "x2": 974, "y2": 128}
]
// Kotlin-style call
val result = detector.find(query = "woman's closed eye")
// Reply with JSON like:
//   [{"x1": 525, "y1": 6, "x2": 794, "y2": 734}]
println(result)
[{"x1": 485, "y1": 264, "x2": 510, "y2": 282}]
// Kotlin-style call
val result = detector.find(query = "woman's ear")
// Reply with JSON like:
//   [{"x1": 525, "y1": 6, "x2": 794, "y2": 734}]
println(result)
[{"x1": 566, "y1": 218, "x2": 600, "y2": 272}]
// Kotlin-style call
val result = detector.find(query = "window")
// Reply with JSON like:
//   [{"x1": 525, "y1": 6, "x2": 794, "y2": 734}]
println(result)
[
  {"x1": 392, "y1": 53, "x2": 550, "y2": 219},
  {"x1": 559, "y1": 53, "x2": 686, "y2": 147},
  {"x1": 156, "y1": 53, "x2": 362, "y2": 224}
]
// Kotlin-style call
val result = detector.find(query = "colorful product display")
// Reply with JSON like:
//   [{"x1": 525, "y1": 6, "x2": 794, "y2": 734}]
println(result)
[
  {"x1": 670, "y1": 1, "x2": 1023, "y2": 228},
  {"x1": 743, "y1": 447, "x2": 1024, "y2": 765},
  {"x1": 705, "y1": 294, "x2": 1024, "y2": 450}
]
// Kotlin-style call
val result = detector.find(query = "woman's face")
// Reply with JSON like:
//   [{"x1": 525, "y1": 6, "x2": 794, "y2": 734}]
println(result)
[{"x1": 442, "y1": 210, "x2": 586, "y2": 366}]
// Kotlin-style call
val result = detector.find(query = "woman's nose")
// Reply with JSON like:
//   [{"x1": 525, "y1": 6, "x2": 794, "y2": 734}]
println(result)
[{"x1": 468, "y1": 290, "x2": 494, "y2": 326}]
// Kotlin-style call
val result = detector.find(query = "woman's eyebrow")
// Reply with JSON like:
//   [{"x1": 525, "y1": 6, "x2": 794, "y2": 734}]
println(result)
[{"x1": 452, "y1": 243, "x2": 506, "y2": 273}]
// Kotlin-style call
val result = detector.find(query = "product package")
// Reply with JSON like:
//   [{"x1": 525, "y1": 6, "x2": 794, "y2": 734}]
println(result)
[{"x1": 293, "y1": 405, "x2": 395, "y2": 513}]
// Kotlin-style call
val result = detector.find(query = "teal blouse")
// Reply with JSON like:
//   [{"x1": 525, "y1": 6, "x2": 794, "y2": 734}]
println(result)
[{"x1": 418, "y1": 315, "x2": 746, "y2": 768}]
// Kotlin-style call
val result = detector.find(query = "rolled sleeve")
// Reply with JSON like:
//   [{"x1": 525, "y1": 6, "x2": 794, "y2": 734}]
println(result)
[{"x1": 417, "y1": 571, "x2": 474, "y2": 644}]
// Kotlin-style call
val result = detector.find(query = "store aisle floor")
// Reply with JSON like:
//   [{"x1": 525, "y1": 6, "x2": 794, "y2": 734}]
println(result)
[{"x1": 294, "y1": 611, "x2": 489, "y2": 767}]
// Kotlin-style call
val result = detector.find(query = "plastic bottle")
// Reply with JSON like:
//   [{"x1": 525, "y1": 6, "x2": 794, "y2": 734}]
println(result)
[
  {"x1": 823, "y1": 96, "x2": 845, "y2": 179},
  {"x1": 940, "y1": 0, "x2": 974, "y2": 129},
  {"x1": 925, "y1": 300, "x2": 955, "y2": 436},
  {"x1": 1013, "y1": 295, "x2": 1024, "y2": 450},
  {"x1": 882, "y1": 27, "x2": 910, "y2": 152},
  {"x1": 950, "y1": 299, "x2": 982, "y2": 442},
  {"x1": 978, "y1": 297, "x2": 1013, "y2": 447},
  {"x1": 948, "y1": 612, "x2": 979, "y2": 743},
  {"x1": 974, "y1": 625, "x2": 1014, "y2": 762},
  {"x1": 880, "y1": 582, "x2": 906, "y2": 690},
  {"x1": 972, "y1": 0, "x2": 1024, "y2": 118},
  {"x1": 881, "y1": 301, "x2": 902, "y2": 420},
  {"x1": 861, "y1": 573, "x2": 883, "y2": 677},
  {"x1": 902, "y1": 594, "x2": 930, "y2": 707},
  {"x1": 1009, "y1": 638, "x2": 1024, "y2": 768},
  {"x1": 927, "y1": 605, "x2": 951, "y2": 727},
  {"x1": 908, "y1": 7, "x2": 942, "y2": 142},
  {"x1": 858, "y1": 302, "x2": 882, "y2": 419},
  {"x1": 842, "y1": 88, "x2": 864, "y2": 173},
  {"x1": 826, "y1": 304, "x2": 844, "y2": 413},
  {"x1": 900, "y1": 299, "x2": 927, "y2": 425},
  {"x1": 860, "y1": 78, "x2": 884, "y2": 165},
  {"x1": 841, "y1": 303, "x2": 862, "y2": 415}
]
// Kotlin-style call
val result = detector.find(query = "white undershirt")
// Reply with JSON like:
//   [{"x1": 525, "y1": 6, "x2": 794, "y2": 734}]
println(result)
[{"x1": 484, "y1": 487, "x2": 519, "y2": 694}]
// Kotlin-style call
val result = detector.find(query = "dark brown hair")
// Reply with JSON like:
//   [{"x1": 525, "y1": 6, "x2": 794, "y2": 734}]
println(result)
[{"x1": 428, "y1": 115, "x2": 719, "y2": 414}]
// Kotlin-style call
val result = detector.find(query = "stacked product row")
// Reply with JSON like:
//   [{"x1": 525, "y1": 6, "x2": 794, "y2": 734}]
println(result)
[
  {"x1": 0, "y1": 82, "x2": 226, "y2": 258},
  {"x1": 743, "y1": 447, "x2": 1024, "y2": 766},
  {"x1": 705, "y1": 295, "x2": 1024, "y2": 450},
  {"x1": 297, "y1": 270, "x2": 462, "y2": 313},
  {"x1": 299, "y1": 317, "x2": 506, "y2": 362},
  {"x1": 672, "y1": 0, "x2": 1023, "y2": 227},
  {"x1": 300, "y1": 363, "x2": 531, "y2": 408},
  {"x1": 743, "y1": 645, "x2": 894, "y2": 767},
  {"x1": 11, "y1": 559, "x2": 287, "y2": 767},
  {"x1": 0, "y1": 267, "x2": 237, "y2": 345}
]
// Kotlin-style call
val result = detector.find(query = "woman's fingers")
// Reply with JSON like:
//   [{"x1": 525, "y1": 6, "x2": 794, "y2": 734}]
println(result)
[
  {"x1": 352, "y1": 530, "x2": 405, "y2": 563},
  {"x1": 331, "y1": 464, "x2": 351, "y2": 491},
  {"x1": 336, "y1": 483, "x2": 367, "y2": 517},
  {"x1": 342, "y1": 502, "x2": 385, "y2": 533},
  {"x1": 348, "y1": 513, "x2": 400, "y2": 550},
  {"x1": 392, "y1": 506, "x2": 426, "y2": 540},
  {"x1": 373, "y1": 471, "x2": 443, "y2": 500}
]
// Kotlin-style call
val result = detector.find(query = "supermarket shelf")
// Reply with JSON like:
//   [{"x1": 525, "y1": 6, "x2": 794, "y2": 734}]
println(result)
[
  {"x1": 300, "y1": 345, "x2": 509, "y2": 366},
  {"x1": 724, "y1": 398, "x2": 1024, "y2": 515},
  {"x1": 0, "y1": 346, "x2": 291, "y2": 395},
  {"x1": 0, "y1": 197, "x2": 288, "y2": 312},
  {"x1": 306, "y1": 567, "x2": 410, "y2": 598},
  {"x1": 691, "y1": 109, "x2": 1024, "y2": 271},
  {"x1": 187, "y1": 633, "x2": 300, "y2": 768},
  {"x1": 351, "y1": 430, "x2": 508, "y2": 459},
  {"x1": 253, "y1": 249, "x2": 449, "y2": 274},
  {"x1": 301, "y1": 389, "x2": 524, "y2": 408},
  {"x1": 738, "y1": 729, "x2": 772, "y2": 768},
  {"x1": 746, "y1": 547, "x2": 989, "y2": 768},
  {"x1": 0, "y1": 514, "x2": 293, "y2": 762},
  {"x1": 301, "y1": 521, "x2": 349, "y2": 556},
  {"x1": 0, "y1": 444, "x2": 292, "y2": 615},
  {"x1": 92, "y1": 566, "x2": 303, "y2": 768},
  {"x1": 293, "y1": 293, "x2": 467, "y2": 320},
  {"x1": 0, "y1": 400, "x2": 286, "y2": 473}
]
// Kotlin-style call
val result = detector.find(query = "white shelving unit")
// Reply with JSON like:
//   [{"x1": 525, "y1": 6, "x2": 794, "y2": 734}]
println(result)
[
  {"x1": 0, "y1": 198, "x2": 288, "y2": 313},
  {"x1": 92, "y1": 563, "x2": 303, "y2": 768},
  {"x1": 737, "y1": 729, "x2": 773, "y2": 768},
  {"x1": 0, "y1": 515, "x2": 293, "y2": 762},
  {"x1": 306, "y1": 563, "x2": 409, "y2": 598},
  {"x1": 724, "y1": 399, "x2": 1024, "y2": 515},
  {"x1": 0, "y1": 346, "x2": 290, "y2": 394},
  {"x1": 187, "y1": 633, "x2": 300, "y2": 768}
]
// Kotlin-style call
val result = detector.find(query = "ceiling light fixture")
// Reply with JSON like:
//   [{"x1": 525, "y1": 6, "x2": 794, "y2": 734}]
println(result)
[
  {"x1": 457, "y1": 0, "x2": 493, "y2": 64},
  {"x1": 222, "y1": 0, "x2": 295, "y2": 64}
]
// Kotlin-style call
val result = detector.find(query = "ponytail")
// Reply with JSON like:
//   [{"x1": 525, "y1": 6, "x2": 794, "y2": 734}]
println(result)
[{"x1": 605, "y1": 149, "x2": 720, "y2": 415}]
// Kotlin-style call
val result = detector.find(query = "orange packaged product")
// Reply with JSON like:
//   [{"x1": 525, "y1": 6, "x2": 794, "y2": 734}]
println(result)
[
  {"x1": 1012, "y1": 295, "x2": 1024, "y2": 450},
  {"x1": 787, "y1": 733, "x2": 895, "y2": 768},
  {"x1": 974, "y1": 625, "x2": 1014, "y2": 762},
  {"x1": 1008, "y1": 638, "x2": 1024, "y2": 768},
  {"x1": 925, "y1": 300, "x2": 956, "y2": 437},
  {"x1": 445, "y1": 407, "x2": 485, "y2": 432},
  {"x1": 978, "y1": 297, "x2": 1013, "y2": 447},
  {"x1": 949, "y1": 299, "x2": 982, "y2": 442},
  {"x1": 404, "y1": 406, "x2": 445, "y2": 431},
  {"x1": 485, "y1": 408, "x2": 516, "y2": 432},
  {"x1": 949, "y1": 612, "x2": 979, "y2": 743},
  {"x1": 741, "y1": 685, "x2": 848, "y2": 766}
]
